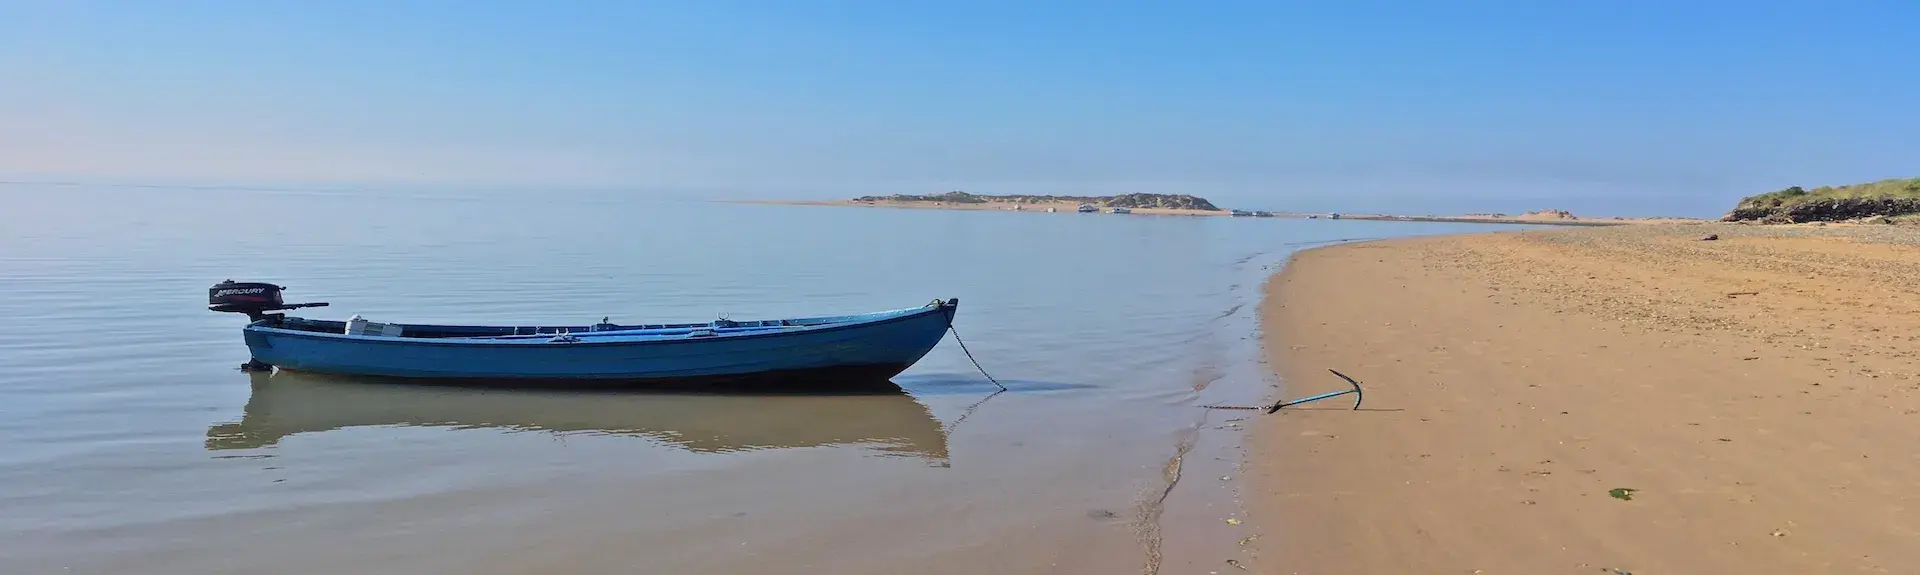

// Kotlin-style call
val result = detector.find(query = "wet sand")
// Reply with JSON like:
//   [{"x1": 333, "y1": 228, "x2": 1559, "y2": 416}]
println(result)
[{"x1": 1249, "y1": 223, "x2": 1920, "y2": 574}]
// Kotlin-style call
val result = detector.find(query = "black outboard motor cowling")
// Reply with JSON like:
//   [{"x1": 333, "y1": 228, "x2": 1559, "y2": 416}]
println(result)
[
  {"x1": 209, "y1": 280, "x2": 328, "y2": 322},
  {"x1": 209, "y1": 281, "x2": 284, "y2": 311}
]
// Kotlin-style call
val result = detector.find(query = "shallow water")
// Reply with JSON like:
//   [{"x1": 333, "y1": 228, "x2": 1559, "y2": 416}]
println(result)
[{"x1": 0, "y1": 185, "x2": 1517, "y2": 574}]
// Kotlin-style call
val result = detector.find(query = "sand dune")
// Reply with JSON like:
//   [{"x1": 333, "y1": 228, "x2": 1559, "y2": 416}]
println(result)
[{"x1": 1248, "y1": 223, "x2": 1920, "y2": 574}]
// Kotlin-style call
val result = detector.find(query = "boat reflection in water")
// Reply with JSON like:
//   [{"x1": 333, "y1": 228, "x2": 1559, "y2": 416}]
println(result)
[{"x1": 207, "y1": 370, "x2": 950, "y2": 460}]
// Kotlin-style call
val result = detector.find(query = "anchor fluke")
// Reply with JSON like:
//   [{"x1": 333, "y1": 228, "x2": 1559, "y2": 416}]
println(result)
[{"x1": 1267, "y1": 369, "x2": 1365, "y2": 413}]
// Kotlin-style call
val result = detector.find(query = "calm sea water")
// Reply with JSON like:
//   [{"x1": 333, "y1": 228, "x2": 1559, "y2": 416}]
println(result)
[{"x1": 0, "y1": 185, "x2": 1515, "y2": 574}]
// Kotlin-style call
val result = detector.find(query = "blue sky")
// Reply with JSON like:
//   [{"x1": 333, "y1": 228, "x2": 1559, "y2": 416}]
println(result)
[{"x1": 2, "y1": 1, "x2": 1915, "y2": 216}]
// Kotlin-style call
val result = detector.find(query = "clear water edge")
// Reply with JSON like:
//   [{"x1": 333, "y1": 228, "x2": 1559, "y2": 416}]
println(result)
[{"x1": 0, "y1": 185, "x2": 1531, "y2": 574}]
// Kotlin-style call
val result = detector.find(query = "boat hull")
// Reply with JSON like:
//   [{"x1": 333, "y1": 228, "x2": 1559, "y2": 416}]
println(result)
[{"x1": 242, "y1": 300, "x2": 958, "y2": 387}]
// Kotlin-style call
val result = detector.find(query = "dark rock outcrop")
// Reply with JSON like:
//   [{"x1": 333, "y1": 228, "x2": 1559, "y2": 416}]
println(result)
[
  {"x1": 1724, "y1": 178, "x2": 1920, "y2": 223},
  {"x1": 1722, "y1": 197, "x2": 1920, "y2": 223}
]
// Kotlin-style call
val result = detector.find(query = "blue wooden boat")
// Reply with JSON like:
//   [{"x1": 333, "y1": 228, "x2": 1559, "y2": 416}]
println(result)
[{"x1": 209, "y1": 280, "x2": 958, "y2": 387}]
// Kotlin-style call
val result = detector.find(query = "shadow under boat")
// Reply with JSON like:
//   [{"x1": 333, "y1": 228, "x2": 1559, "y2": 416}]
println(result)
[{"x1": 207, "y1": 370, "x2": 950, "y2": 461}]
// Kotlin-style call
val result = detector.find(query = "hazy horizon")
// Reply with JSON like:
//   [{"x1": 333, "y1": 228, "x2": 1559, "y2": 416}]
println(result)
[
  {"x1": 5, "y1": 1, "x2": 1916, "y2": 218},
  {"x1": 0, "y1": 177, "x2": 1774, "y2": 219}
]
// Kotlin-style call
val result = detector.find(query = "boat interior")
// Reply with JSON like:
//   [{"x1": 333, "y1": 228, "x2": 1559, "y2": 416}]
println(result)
[
  {"x1": 215, "y1": 281, "x2": 949, "y2": 341},
  {"x1": 268, "y1": 316, "x2": 827, "y2": 339}
]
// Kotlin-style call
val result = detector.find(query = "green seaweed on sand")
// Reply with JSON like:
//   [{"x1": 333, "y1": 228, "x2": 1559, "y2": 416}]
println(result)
[{"x1": 1608, "y1": 487, "x2": 1638, "y2": 501}]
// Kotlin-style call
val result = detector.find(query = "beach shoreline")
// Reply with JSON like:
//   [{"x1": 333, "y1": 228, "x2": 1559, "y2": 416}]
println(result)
[
  {"x1": 729, "y1": 199, "x2": 1664, "y2": 227},
  {"x1": 1246, "y1": 223, "x2": 1920, "y2": 574}
]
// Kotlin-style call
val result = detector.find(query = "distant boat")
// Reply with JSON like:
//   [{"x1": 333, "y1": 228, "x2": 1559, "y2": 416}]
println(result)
[
  {"x1": 1076, "y1": 204, "x2": 1098, "y2": 213},
  {"x1": 1229, "y1": 209, "x2": 1253, "y2": 217},
  {"x1": 1046, "y1": 207, "x2": 1057, "y2": 213},
  {"x1": 1253, "y1": 211, "x2": 1274, "y2": 218},
  {"x1": 1108, "y1": 207, "x2": 1132, "y2": 214},
  {"x1": 1329, "y1": 212, "x2": 1341, "y2": 220},
  {"x1": 210, "y1": 281, "x2": 958, "y2": 387}
]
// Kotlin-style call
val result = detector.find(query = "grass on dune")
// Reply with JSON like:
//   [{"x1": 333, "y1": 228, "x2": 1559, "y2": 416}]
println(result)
[{"x1": 1737, "y1": 178, "x2": 1920, "y2": 209}]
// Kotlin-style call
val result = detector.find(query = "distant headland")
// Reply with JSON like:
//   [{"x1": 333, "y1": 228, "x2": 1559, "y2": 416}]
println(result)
[
  {"x1": 849, "y1": 191, "x2": 1221, "y2": 211},
  {"x1": 752, "y1": 191, "x2": 1640, "y2": 226},
  {"x1": 753, "y1": 178, "x2": 1920, "y2": 228}
]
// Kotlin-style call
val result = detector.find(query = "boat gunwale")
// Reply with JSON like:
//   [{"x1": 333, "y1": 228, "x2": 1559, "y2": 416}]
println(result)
[{"x1": 244, "y1": 300, "x2": 957, "y2": 349}]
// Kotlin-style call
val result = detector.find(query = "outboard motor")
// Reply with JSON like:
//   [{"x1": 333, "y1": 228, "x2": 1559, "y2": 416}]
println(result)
[
  {"x1": 209, "y1": 280, "x2": 329, "y2": 322},
  {"x1": 210, "y1": 280, "x2": 329, "y2": 372}
]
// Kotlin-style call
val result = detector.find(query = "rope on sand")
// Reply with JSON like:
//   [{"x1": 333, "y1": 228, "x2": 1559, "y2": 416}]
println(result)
[{"x1": 1202, "y1": 369, "x2": 1365, "y2": 413}]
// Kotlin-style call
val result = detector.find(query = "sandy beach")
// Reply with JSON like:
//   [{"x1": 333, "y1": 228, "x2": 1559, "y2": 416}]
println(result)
[{"x1": 1248, "y1": 223, "x2": 1920, "y2": 574}]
